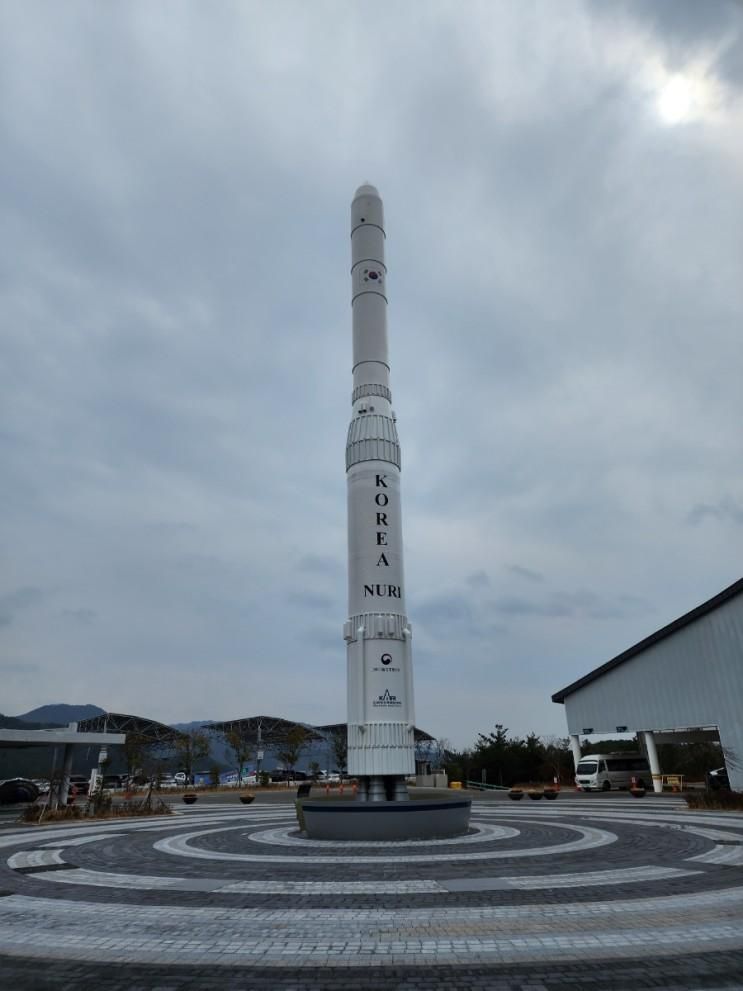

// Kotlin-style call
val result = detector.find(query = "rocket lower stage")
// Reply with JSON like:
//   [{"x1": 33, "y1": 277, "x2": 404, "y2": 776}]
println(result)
[{"x1": 344, "y1": 184, "x2": 415, "y2": 801}]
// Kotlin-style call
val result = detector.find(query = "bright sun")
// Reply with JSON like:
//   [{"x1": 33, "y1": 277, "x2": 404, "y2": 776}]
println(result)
[
  {"x1": 655, "y1": 71, "x2": 715, "y2": 126},
  {"x1": 657, "y1": 75, "x2": 695, "y2": 124}
]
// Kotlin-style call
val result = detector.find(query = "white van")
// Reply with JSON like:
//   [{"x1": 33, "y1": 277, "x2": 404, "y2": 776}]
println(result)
[{"x1": 575, "y1": 753, "x2": 650, "y2": 792}]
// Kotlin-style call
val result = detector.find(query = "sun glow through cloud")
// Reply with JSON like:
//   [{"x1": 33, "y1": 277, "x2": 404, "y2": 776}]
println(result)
[
  {"x1": 658, "y1": 75, "x2": 695, "y2": 123},
  {"x1": 655, "y1": 69, "x2": 717, "y2": 126}
]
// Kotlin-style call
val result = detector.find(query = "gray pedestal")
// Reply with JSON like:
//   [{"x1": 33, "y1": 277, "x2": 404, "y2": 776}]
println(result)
[{"x1": 301, "y1": 798, "x2": 471, "y2": 841}]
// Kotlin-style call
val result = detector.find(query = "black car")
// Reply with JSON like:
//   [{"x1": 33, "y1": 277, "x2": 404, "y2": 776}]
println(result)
[
  {"x1": 707, "y1": 767, "x2": 730, "y2": 790},
  {"x1": 0, "y1": 777, "x2": 40, "y2": 804},
  {"x1": 270, "y1": 769, "x2": 308, "y2": 782}
]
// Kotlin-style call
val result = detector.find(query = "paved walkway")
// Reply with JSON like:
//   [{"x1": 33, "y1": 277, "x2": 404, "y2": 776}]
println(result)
[{"x1": 1, "y1": 793, "x2": 743, "y2": 989}]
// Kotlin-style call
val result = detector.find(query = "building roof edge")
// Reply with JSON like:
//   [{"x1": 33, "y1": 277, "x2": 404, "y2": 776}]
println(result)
[{"x1": 551, "y1": 576, "x2": 743, "y2": 704}]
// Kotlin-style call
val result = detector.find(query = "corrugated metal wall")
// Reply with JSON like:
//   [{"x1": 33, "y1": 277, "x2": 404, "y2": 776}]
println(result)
[{"x1": 562, "y1": 592, "x2": 743, "y2": 786}]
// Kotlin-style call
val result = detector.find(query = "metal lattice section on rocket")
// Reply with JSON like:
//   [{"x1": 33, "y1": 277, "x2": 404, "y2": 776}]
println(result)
[{"x1": 344, "y1": 184, "x2": 415, "y2": 802}]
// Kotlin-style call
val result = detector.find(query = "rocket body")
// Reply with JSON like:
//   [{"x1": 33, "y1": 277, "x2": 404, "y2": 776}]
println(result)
[{"x1": 344, "y1": 185, "x2": 415, "y2": 784}]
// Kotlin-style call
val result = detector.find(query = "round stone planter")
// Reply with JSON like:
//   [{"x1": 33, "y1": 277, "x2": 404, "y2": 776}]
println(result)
[
  {"x1": 508, "y1": 790, "x2": 524, "y2": 800},
  {"x1": 528, "y1": 791, "x2": 544, "y2": 800},
  {"x1": 543, "y1": 789, "x2": 559, "y2": 800},
  {"x1": 239, "y1": 794, "x2": 255, "y2": 804},
  {"x1": 629, "y1": 787, "x2": 646, "y2": 798},
  {"x1": 182, "y1": 793, "x2": 198, "y2": 805}
]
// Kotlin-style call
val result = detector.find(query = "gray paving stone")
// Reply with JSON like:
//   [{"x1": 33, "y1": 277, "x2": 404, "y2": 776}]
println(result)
[{"x1": 1, "y1": 796, "x2": 742, "y2": 988}]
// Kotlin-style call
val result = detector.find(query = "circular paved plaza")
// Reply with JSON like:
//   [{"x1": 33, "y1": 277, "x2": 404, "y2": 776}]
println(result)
[{"x1": 2, "y1": 792, "x2": 743, "y2": 990}]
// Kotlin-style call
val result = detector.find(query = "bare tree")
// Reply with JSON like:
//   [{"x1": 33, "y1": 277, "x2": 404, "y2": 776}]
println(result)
[
  {"x1": 224, "y1": 728, "x2": 253, "y2": 786},
  {"x1": 172, "y1": 730, "x2": 210, "y2": 785},
  {"x1": 277, "y1": 726, "x2": 310, "y2": 781},
  {"x1": 329, "y1": 729, "x2": 347, "y2": 776}
]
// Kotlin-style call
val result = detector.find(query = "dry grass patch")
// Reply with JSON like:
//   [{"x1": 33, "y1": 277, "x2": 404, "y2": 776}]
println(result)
[{"x1": 685, "y1": 790, "x2": 743, "y2": 811}]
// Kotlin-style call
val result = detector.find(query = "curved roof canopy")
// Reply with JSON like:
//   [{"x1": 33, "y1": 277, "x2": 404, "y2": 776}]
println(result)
[
  {"x1": 205, "y1": 717, "x2": 436, "y2": 745},
  {"x1": 204, "y1": 715, "x2": 323, "y2": 745},
  {"x1": 77, "y1": 712, "x2": 186, "y2": 745}
]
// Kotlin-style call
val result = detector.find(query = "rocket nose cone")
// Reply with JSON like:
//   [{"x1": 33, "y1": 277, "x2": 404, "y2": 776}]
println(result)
[{"x1": 354, "y1": 182, "x2": 380, "y2": 199}]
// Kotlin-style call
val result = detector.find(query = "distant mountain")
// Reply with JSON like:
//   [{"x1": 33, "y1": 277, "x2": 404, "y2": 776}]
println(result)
[
  {"x1": 15, "y1": 703, "x2": 106, "y2": 725},
  {"x1": 171, "y1": 720, "x2": 214, "y2": 734},
  {"x1": 0, "y1": 713, "x2": 59, "y2": 730}
]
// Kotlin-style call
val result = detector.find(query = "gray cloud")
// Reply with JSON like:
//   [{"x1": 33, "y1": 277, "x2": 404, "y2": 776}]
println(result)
[
  {"x1": 0, "y1": 2, "x2": 741, "y2": 742},
  {"x1": 2, "y1": 662, "x2": 41, "y2": 676},
  {"x1": 687, "y1": 498, "x2": 743, "y2": 526},
  {"x1": 414, "y1": 594, "x2": 473, "y2": 633},
  {"x1": 610, "y1": 0, "x2": 743, "y2": 85},
  {"x1": 491, "y1": 589, "x2": 647, "y2": 622},
  {"x1": 297, "y1": 555, "x2": 343, "y2": 576},
  {"x1": 465, "y1": 571, "x2": 490, "y2": 589},
  {"x1": 0, "y1": 587, "x2": 45, "y2": 628},
  {"x1": 507, "y1": 565, "x2": 545, "y2": 583},
  {"x1": 287, "y1": 590, "x2": 335, "y2": 611},
  {"x1": 62, "y1": 608, "x2": 97, "y2": 625}
]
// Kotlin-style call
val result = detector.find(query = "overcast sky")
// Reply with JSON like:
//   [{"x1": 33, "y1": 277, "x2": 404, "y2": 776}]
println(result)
[{"x1": 2, "y1": 1, "x2": 742, "y2": 748}]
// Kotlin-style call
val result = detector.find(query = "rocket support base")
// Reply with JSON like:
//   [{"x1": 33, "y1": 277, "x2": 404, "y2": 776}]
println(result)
[
  {"x1": 359, "y1": 774, "x2": 409, "y2": 802},
  {"x1": 301, "y1": 796, "x2": 472, "y2": 841}
]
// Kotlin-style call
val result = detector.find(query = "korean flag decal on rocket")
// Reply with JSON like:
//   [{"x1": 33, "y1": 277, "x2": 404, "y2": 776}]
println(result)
[
  {"x1": 352, "y1": 263, "x2": 387, "y2": 301},
  {"x1": 363, "y1": 268, "x2": 384, "y2": 285}
]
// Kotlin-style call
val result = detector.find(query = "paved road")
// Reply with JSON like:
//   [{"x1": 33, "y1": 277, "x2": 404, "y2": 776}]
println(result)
[{"x1": 1, "y1": 792, "x2": 742, "y2": 989}]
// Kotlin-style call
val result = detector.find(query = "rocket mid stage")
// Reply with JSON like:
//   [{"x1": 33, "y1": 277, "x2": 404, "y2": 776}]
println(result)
[{"x1": 344, "y1": 184, "x2": 415, "y2": 802}]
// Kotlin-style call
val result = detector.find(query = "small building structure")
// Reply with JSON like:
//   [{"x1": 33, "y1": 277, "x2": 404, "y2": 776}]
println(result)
[
  {"x1": 0, "y1": 723, "x2": 126, "y2": 807},
  {"x1": 552, "y1": 578, "x2": 743, "y2": 792}
]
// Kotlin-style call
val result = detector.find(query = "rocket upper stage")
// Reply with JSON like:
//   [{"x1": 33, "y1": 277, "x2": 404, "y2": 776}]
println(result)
[
  {"x1": 346, "y1": 186, "x2": 400, "y2": 474},
  {"x1": 350, "y1": 185, "x2": 391, "y2": 420}
]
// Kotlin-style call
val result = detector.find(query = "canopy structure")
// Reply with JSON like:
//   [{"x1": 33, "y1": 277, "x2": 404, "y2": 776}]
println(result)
[
  {"x1": 77, "y1": 712, "x2": 186, "y2": 746},
  {"x1": 205, "y1": 716, "x2": 436, "y2": 746},
  {"x1": 0, "y1": 726, "x2": 126, "y2": 750},
  {"x1": 205, "y1": 715, "x2": 324, "y2": 746}
]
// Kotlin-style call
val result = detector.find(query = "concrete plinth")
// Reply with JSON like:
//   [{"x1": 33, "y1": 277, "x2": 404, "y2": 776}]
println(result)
[{"x1": 301, "y1": 798, "x2": 471, "y2": 841}]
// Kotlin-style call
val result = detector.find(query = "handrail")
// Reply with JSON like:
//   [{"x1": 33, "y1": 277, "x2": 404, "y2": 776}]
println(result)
[{"x1": 465, "y1": 780, "x2": 511, "y2": 791}]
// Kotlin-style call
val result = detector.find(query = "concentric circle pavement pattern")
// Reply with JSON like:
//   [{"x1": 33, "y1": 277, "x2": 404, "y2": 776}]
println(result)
[{"x1": 2, "y1": 794, "x2": 743, "y2": 990}]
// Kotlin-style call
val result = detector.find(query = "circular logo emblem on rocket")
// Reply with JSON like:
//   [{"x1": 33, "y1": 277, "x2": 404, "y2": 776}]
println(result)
[
  {"x1": 381, "y1": 653, "x2": 392, "y2": 665},
  {"x1": 363, "y1": 268, "x2": 383, "y2": 283}
]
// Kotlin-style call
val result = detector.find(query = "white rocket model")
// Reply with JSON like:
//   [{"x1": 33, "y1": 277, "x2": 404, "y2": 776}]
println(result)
[{"x1": 344, "y1": 184, "x2": 415, "y2": 802}]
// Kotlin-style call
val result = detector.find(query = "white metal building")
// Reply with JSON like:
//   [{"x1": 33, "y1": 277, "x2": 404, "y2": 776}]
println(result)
[{"x1": 552, "y1": 578, "x2": 743, "y2": 792}]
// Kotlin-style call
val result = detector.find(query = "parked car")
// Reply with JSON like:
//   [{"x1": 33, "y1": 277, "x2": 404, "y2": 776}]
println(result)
[
  {"x1": 707, "y1": 767, "x2": 730, "y2": 790},
  {"x1": 270, "y1": 769, "x2": 308, "y2": 782},
  {"x1": 0, "y1": 777, "x2": 40, "y2": 804}
]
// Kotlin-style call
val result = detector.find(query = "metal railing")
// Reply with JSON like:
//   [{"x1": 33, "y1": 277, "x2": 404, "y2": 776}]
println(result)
[{"x1": 465, "y1": 780, "x2": 511, "y2": 791}]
